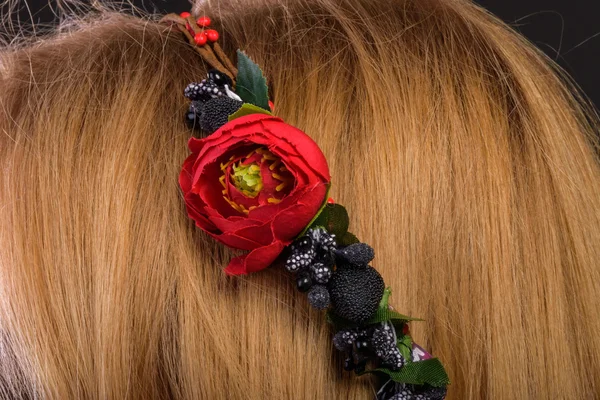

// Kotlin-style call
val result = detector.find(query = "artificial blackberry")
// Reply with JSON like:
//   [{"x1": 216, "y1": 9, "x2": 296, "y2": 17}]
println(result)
[
  {"x1": 371, "y1": 323, "x2": 405, "y2": 370},
  {"x1": 285, "y1": 236, "x2": 316, "y2": 273},
  {"x1": 382, "y1": 347, "x2": 405, "y2": 370},
  {"x1": 328, "y1": 266, "x2": 385, "y2": 324},
  {"x1": 371, "y1": 323, "x2": 396, "y2": 356},
  {"x1": 308, "y1": 227, "x2": 337, "y2": 253},
  {"x1": 333, "y1": 328, "x2": 359, "y2": 351},
  {"x1": 291, "y1": 235, "x2": 315, "y2": 253},
  {"x1": 199, "y1": 97, "x2": 243, "y2": 133},
  {"x1": 311, "y1": 262, "x2": 332, "y2": 284},
  {"x1": 184, "y1": 82, "x2": 204, "y2": 101},
  {"x1": 185, "y1": 77, "x2": 228, "y2": 101},
  {"x1": 307, "y1": 284, "x2": 330, "y2": 309},
  {"x1": 336, "y1": 242, "x2": 375, "y2": 267}
]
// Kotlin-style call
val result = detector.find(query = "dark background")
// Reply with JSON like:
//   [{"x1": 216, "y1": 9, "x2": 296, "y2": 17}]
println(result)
[{"x1": 7, "y1": 0, "x2": 600, "y2": 108}]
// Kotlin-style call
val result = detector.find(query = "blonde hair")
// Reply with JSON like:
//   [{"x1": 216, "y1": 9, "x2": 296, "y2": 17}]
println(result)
[{"x1": 1, "y1": 0, "x2": 600, "y2": 398}]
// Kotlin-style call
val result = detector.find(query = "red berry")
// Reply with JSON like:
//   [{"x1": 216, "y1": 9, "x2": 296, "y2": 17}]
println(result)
[
  {"x1": 197, "y1": 16, "x2": 211, "y2": 27},
  {"x1": 205, "y1": 29, "x2": 219, "y2": 42},
  {"x1": 327, "y1": 197, "x2": 335, "y2": 204},
  {"x1": 402, "y1": 324, "x2": 410, "y2": 335},
  {"x1": 268, "y1": 100, "x2": 275, "y2": 112},
  {"x1": 194, "y1": 32, "x2": 208, "y2": 46},
  {"x1": 179, "y1": 12, "x2": 191, "y2": 18}
]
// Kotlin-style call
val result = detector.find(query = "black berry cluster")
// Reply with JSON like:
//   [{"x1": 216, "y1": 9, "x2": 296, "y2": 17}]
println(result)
[
  {"x1": 379, "y1": 384, "x2": 447, "y2": 400},
  {"x1": 333, "y1": 322, "x2": 405, "y2": 374},
  {"x1": 285, "y1": 228, "x2": 338, "y2": 309},
  {"x1": 371, "y1": 323, "x2": 405, "y2": 370},
  {"x1": 281, "y1": 225, "x2": 440, "y2": 393},
  {"x1": 184, "y1": 69, "x2": 241, "y2": 134},
  {"x1": 284, "y1": 226, "x2": 386, "y2": 321}
]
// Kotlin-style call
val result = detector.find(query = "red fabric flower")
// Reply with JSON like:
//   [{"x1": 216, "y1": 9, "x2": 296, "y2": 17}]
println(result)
[{"x1": 179, "y1": 113, "x2": 330, "y2": 275}]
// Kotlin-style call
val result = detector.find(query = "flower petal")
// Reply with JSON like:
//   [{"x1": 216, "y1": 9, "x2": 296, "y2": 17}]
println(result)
[
  {"x1": 224, "y1": 240, "x2": 286, "y2": 275},
  {"x1": 271, "y1": 183, "x2": 328, "y2": 241}
]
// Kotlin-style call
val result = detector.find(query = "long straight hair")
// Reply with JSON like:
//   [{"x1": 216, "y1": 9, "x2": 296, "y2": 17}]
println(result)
[{"x1": 1, "y1": 0, "x2": 599, "y2": 398}]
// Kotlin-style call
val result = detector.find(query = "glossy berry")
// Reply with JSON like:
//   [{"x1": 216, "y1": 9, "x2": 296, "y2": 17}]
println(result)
[
  {"x1": 205, "y1": 29, "x2": 219, "y2": 42},
  {"x1": 402, "y1": 324, "x2": 410, "y2": 335},
  {"x1": 197, "y1": 16, "x2": 211, "y2": 27},
  {"x1": 207, "y1": 70, "x2": 233, "y2": 88},
  {"x1": 355, "y1": 339, "x2": 369, "y2": 350},
  {"x1": 343, "y1": 357, "x2": 355, "y2": 371},
  {"x1": 179, "y1": 11, "x2": 191, "y2": 18},
  {"x1": 328, "y1": 266, "x2": 385, "y2": 324},
  {"x1": 296, "y1": 273, "x2": 312, "y2": 292},
  {"x1": 311, "y1": 262, "x2": 332, "y2": 284},
  {"x1": 194, "y1": 32, "x2": 208, "y2": 46},
  {"x1": 185, "y1": 101, "x2": 205, "y2": 130}
]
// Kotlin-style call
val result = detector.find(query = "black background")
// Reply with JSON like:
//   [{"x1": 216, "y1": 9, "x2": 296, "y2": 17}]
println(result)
[{"x1": 7, "y1": 0, "x2": 600, "y2": 108}]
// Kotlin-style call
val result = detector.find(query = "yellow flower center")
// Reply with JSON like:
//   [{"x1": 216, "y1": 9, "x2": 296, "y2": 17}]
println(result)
[
  {"x1": 219, "y1": 147, "x2": 295, "y2": 215},
  {"x1": 231, "y1": 162, "x2": 263, "y2": 198}
]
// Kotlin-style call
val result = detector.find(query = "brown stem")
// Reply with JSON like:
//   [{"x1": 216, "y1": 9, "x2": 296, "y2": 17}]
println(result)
[
  {"x1": 161, "y1": 13, "x2": 235, "y2": 82},
  {"x1": 184, "y1": 16, "x2": 235, "y2": 83},
  {"x1": 212, "y1": 42, "x2": 238, "y2": 77}
]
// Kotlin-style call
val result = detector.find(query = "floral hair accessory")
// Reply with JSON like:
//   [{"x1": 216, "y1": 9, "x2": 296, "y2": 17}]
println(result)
[{"x1": 162, "y1": 12, "x2": 450, "y2": 399}]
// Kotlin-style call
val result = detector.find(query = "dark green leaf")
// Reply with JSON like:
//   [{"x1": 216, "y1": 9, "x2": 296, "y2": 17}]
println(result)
[
  {"x1": 309, "y1": 204, "x2": 349, "y2": 239},
  {"x1": 228, "y1": 103, "x2": 272, "y2": 122},
  {"x1": 358, "y1": 358, "x2": 450, "y2": 387},
  {"x1": 235, "y1": 50, "x2": 270, "y2": 110},
  {"x1": 366, "y1": 307, "x2": 424, "y2": 324},
  {"x1": 367, "y1": 288, "x2": 423, "y2": 324},
  {"x1": 339, "y1": 231, "x2": 360, "y2": 246}
]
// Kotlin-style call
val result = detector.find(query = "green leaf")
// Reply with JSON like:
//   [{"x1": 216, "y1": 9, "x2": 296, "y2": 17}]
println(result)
[
  {"x1": 326, "y1": 287, "x2": 422, "y2": 330},
  {"x1": 358, "y1": 358, "x2": 450, "y2": 387},
  {"x1": 228, "y1": 103, "x2": 272, "y2": 122},
  {"x1": 366, "y1": 288, "x2": 423, "y2": 324},
  {"x1": 235, "y1": 50, "x2": 270, "y2": 110},
  {"x1": 309, "y1": 204, "x2": 349, "y2": 240},
  {"x1": 366, "y1": 307, "x2": 424, "y2": 325},
  {"x1": 397, "y1": 335, "x2": 413, "y2": 361},
  {"x1": 379, "y1": 287, "x2": 392, "y2": 309},
  {"x1": 338, "y1": 231, "x2": 360, "y2": 246}
]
